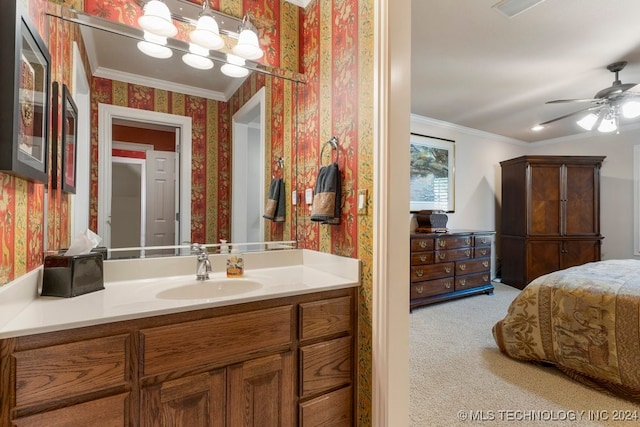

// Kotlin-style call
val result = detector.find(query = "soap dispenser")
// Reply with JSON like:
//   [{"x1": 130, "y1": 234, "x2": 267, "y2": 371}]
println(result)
[
  {"x1": 226, "y1": 246, "x2": 244, "y2": 278},
  {"x1": 220, "y1": 239, "x2": 229, "y2": 254}
]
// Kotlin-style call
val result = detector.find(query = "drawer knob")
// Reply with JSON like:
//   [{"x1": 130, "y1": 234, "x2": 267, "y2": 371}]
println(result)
[
  {"x1": 445, "y1": 266, "x2": 451, "y2": 273},
  {"x1": 416, "y1": 286, "x2": 424, "y2": 294},
  {"x1": 480, "y1": 238, "x2": 488, "y2": 244},
  {"x1": 439, "y1": 253, "x2": 446, "y2": 260},
  {"x1": 419, "y1": 241, "x2": 427, "y2": 249},
  {"x1": 459, "y1": 264, "x2": 466, "y2": 271},
  {"x1": 483, "y1": 275, "x2": 489, "y2": 281},
  {"x1": 465, "y1": 249, "x2": 471, "y2": 256},
  {"x1": 482, "y1": 261, "x2": 489, "y2": 267},
  {"x1": 419, "y1": 255, "x2": 427, "y2": 262},
  {"x1": 459, "y1": 279, "x2": 466, "y2": 287},
  {"x1": 415, "y1": 269, "x2": 424, "y2": 277},
  {"x1": 464, "y1": 238, "x2": 471, "y2": 245},
  {"x1": 479, "y1": 249, "x2": 487, "y2": 256},
  {"x1": 439, "y1": 240, "x2": 446, "y2": 248},
  {"x1": 445, "y1": 282, "x2": 452, "y2": 289}
]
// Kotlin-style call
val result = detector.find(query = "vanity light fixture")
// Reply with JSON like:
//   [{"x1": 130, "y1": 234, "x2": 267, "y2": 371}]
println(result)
[
  {"x1": 190, "y1": 0, "x2": 224, "y2": 50},
  {"x1": 232, "y1": 14, "x2": 264, "y2": 60},
  {"x1": 138, "y1": 0, "x2": 178, "y2": 37},
  {"x1": 221, "y1": 54, "x2": 249, "y2": 78},
  {"x1": 137, "y1": 31, "x2": 173, "y2": 59},
  {"x1": 182, "y1": 43, "x2": 214, "y2": 70}
]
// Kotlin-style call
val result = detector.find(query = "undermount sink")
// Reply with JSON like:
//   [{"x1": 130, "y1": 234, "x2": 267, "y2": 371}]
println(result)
[{"x1": 156, "y1": 278, "x2": 263, "y2": 300}]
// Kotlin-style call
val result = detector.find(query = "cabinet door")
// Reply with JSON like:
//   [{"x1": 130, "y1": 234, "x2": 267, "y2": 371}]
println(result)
[
  {"x1": 529, "y1": 164, "x2": 561, "y2": 236},
  {"x1": 564, "y1": 164, "x2": 599, "y2": 235},
  {"x1": 228, "y1": 352, "x2": 294, "y2": 427},
  {"x1": 140, "y1": 370, "x2": 226, "y2": 427},
  {"x1": 562, "y1": 240, "x2": 601, "y2": 269},
  {"x1": 526, "y1": 240, "x2": 562, "y2": 283}
]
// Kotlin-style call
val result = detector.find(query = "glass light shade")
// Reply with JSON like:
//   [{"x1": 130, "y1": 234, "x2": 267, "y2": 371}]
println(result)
[
  {"x1": 221, "y1": 54, "x2": 249, "y2": 78},
  {"x1": 622, "y1": 100, "x2": 640, "y2": 119},
  {"x1": 190, "y1": 14, "x2": 224, "y2": 50},
  {"x1": 576, "y1": 113, "x2": 598, "y2": 131},
  {"x1": 597, "y1": 116, "x2": 617, "y2": 133},
  {"x1": 137, "y1": 41, "x2": 173, "y2": 59},
  {"x1": 138, "y1": 0, "x2": 177, "y2": 37},
  {"x1": 182, "y1": 43, "x2": 213, "y2": 70},
  {"x1": 232, "y1": 28, "x2": 263, "y2": 60}
]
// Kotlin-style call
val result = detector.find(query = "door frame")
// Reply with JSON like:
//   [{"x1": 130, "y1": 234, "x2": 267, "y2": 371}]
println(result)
[{"x1": 98, "y1": 104, "x2": 192, "y2": 248}]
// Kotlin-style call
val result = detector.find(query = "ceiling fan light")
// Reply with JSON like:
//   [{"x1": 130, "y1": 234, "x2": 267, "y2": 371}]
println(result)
[
  {"x1": 597, "y1": 116, "x2": 617, "y2": 133},
  {"x1": 190, "y1": 14, "x2": 224, "y2": 50},
  {"x1": 576, "y1": 113, "x2": 598, "y2": 131},
  {"x1": 138, "y1": 0, "x2": 177, "y2": 37},
  {"x1": 622, "y1": 101, "x2": 640, "y2": 119}
]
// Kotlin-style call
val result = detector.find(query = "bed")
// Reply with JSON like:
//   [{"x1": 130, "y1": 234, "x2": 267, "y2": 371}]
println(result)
[{"x1": 493, "y1": 259, "x2": 640, "y2": 402}]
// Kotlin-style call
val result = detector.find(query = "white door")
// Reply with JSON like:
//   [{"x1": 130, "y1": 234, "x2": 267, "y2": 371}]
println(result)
[{"x1": 145, "y1": 150, "x2": 176, "y2": 247}]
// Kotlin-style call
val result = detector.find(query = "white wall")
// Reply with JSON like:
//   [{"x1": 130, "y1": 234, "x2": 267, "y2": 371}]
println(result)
[{"x1": 411, "y1": 114, "x2": 640, "y2": 267}]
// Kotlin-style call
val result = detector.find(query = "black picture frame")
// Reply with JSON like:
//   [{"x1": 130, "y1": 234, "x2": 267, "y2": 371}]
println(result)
[
  {"x1": 0, "y1": 4, "x2": 51, "y2": 183},
  {"x1": 52, "y1": 83, "x2": 78, "y2": 193}
]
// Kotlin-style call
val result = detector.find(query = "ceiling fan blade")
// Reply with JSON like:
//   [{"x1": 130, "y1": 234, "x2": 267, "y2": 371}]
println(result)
[
  {"x1": 538, "y1": 105, "x2": 605, "y2": 126},
  {"x1": 545, "y1": 98, "x2": 602, "y2": 104},
  {"x1": 626, "y1": 83, "x2": 640, "y2": 94}
]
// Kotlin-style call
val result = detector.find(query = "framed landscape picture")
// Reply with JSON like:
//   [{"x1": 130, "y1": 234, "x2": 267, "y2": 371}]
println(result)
[{"x1": 410, "y1": 133, "x2": 455, "y2": 213}]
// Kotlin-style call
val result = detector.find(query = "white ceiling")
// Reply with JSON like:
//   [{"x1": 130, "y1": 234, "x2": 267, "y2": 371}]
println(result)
[{"x1": 411, "y1": 0, "x2": 640, "y2": 142}]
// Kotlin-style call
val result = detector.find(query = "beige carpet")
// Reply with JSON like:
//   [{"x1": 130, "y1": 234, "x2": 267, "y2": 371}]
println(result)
[{"x1": 410, "y1": 282, "x2": 640, "y2": 427}]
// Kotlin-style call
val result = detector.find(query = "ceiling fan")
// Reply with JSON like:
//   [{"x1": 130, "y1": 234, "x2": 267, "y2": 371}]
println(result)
[{"x1": 539, "y1": 61, "x2": 640, "y2": 132}]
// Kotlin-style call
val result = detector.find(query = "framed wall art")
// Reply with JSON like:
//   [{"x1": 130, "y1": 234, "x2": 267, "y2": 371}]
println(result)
[
  {"x1": 409, "y1": 133, "x2": 455, "y2": 213},
  {"x1": 0, "y1": 5, "x2": 51, "y2": 183},
  {"x1": 52, "y1": 83, "x2": 78, "y2": 193}
]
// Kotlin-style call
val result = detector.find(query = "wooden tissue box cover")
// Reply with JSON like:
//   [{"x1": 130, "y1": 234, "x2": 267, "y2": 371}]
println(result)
[{"x1": 42, "y1": 253, "x2": 104, "y2": 298}]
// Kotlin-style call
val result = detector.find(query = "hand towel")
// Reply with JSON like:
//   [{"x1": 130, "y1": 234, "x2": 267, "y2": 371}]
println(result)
[
  {"x1": 310, "y1": 162, "x2": 341, "y2": 225},
  {"x1": 263, "y1": 178, "x2": 286, "y2": 222}
]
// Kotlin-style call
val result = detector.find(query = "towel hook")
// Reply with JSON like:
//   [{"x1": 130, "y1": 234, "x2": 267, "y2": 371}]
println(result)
[
  {"x1": 320, "y1": 136, "x2": 339, "y2": 165},
  {"x1": 273, "y1": 157, "x2": 285, "y2": 178}
]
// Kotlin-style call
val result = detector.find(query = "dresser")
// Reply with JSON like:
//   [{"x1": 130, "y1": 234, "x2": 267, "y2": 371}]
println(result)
[
  {"x1": 410, "y1": 231, "x2": 494, "y2": 310},
  {"x1": 500, "y1": 155, "x2": 604, "y2": 289}
]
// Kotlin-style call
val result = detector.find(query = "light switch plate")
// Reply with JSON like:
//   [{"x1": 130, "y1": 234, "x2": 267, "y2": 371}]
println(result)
[
  {"x1": 291, "y1": 191, "x2": 298, "y2": 205},
  {"x1": 305, "y1": 188, "x2": 314, "y2": 205},
  {"x1": 357, "y1": 189, "x2": 367, "y2": 214}
]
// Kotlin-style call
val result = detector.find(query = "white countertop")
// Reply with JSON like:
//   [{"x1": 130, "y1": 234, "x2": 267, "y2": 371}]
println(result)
[{"x1": 0, "y1": 249, "x2": 360, "y2": 339}]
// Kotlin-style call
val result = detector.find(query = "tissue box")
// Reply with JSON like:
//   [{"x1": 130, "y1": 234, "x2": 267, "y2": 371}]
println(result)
[{"x1": 42, "y1": 253, "x2": 104, "y2": 298}]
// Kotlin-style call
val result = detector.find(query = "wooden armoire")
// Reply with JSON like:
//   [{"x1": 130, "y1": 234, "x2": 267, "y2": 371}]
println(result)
[{"x1": 500, "y1": 155, "x2": 605, "y2": 289}]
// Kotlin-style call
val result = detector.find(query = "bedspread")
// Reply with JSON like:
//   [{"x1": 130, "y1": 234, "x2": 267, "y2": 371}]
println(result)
[{"x1": 493, "y1": 259, "x2": 640, "y2": 401}]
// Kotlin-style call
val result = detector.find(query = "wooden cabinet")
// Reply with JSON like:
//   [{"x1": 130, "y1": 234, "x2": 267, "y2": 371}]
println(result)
[
  {"x1": 0, "y1": 288, "x2": 356, "y2": 426},
  {"x1": 410, "y1": 231, "x2": 494, "y2": 310},
  {"x1": 500, "y1": 155, "x2": 605, "y2": 289}
]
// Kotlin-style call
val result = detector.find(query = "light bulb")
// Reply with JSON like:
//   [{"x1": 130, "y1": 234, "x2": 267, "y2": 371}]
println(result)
[
  {"x1": 138, "y1": 0, "x2": 177, "y2": 37},
  {"x1": 576, "y1": 113, "x2": 598, "y2": 131},
  {"x1": 622, "y1": 101, "x2": 640, "y2": 119},
  {"x1": 190, "y1": 13, "x2": 224, "y2": 50}
]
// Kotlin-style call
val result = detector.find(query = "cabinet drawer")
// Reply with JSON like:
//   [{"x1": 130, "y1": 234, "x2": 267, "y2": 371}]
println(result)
[
  {"x1": 299, "y1": 296, "x2": 352, "y2": 341},
  {"x1": 455, "y1": 271, "x2": 491, "y2": 291},
  {"x1": 474, "y1": 246, "x2": 491, "y2": 258},
  {"x1": 474, "y1": 234, "x2": 493, "y2": 247},
  {"x1": 410, "y1": 252, "x2": 434, "y2": 265},
  {"x1": 300, "y1": 336, "x2": 352, "y2": 398},
  {"x1": 13, "y1": 334, "x2": 129, "y2": 408},
  {"x1": 140, "y1": 306, "x2": 292, "y2": 376},
  {"x1": 411, "y1": 238, "x2": 434, "y2": 252},
  {"x1": 13, "y1": 392, "x2": 129, "y2": 427},
  {"x1": 411, "y1": 262, "x2": 454, "y2": 281},
  {"x1": 435, "y1": 247, "x2": 472, "y2": 262},
  {"x1": 410, "y1": 278, "x2": 453, "y2": 299},
  {"x1": 435, "y1": 235, "x2": 472, "y2": 249},
  {"x1": 299, "y1": 386, "x2": 352, "y2": 427},
  {"x1": 456, "y1": 258, "x2": 490, "y2": 275}
]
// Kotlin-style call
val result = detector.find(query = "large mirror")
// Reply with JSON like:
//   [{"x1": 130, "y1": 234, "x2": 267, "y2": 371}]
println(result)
[{"x1": 49, "y1": 3, "x2": 302, "y2": 258}]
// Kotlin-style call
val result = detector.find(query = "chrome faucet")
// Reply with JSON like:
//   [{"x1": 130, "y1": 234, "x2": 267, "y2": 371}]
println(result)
[{"x1": 191, "y1": 244, "x2": 212, "y2": 280}]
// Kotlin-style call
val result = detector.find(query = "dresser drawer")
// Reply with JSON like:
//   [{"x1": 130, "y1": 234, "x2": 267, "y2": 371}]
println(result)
[
  {"x1": 140, "y1": 306, "x2": 292, "y2": 376},
  {"x1": 435, "y1": 235, "x2": 472, "y2": 249},
  {"x1": 474, "y1": 246, "x2": 491, "y2": 258},
  {"x1": 411, "y1": 278, "x2": 454, "y2": 299},
  {"x1": 456, "y1": 258, "x2": 490, "y2": 275},
  {"x1": 410, "y1": 252, "x2": 435, "y2": 265},
  {"x1": 13, "y1": 334, "x2": 130, "y2": 408},
  {"x1": 411, "y1": 238, "x2": 434, "y2": 252},
  {"x1": 299, "y1": 386, "x2": 352, "y2": 426},
  {"x1": 411, "y1": 262, "x2": 454, "y2": 281},
  {"x1": 474, "y1": 234, "x2": 493, "y2": 247},
  {"x1": 455, "y1": 271, "x2": 491, "y2": 291},
  {"x1": 435, "y1": 247, "x2": 472, "y2": 262},
  {"x1": 300, "y1": 336, "x2": 352, "y2": 398},
  {"x1": 299, "y1": 296, "x2": 352, "y2": 342}
]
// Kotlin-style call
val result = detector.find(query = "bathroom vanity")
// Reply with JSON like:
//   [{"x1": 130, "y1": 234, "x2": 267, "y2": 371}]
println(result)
[{"x1": 0, "y1": 250, "x2": 359, "y2": 426}]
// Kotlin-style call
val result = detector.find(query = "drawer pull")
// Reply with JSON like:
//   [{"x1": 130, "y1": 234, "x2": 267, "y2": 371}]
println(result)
[
  {"x1": 415, "y1": 269, "x2": 424, "y2": 277},
  {"x1": 459, "y1": 264, "x2": 466, "y2": 271},
  {"x1": 439, "y1": 240, "x2": 446, "y2": 248},
  {"x1": 480, "y1": 238, "x2": 489, "y2": 245},
  {"x1": 439, "y1": 253, "x2": 446, "y2": 260},
  {"x1": 483, "y1": 275, "x2": 489, "y2": 281},
  {"x1": 419, "y1": 241, "x2": 427, "y2": 249},
  {"x1": 482, "y1": 261, "x2": 489, "y2": 268},
  {"x1": 464, "y1": 238, "x2": 471, "y2": 245},
  {"x1": 419, "y1": 255, "x2": 427, "y2": 262},
  {"x1": 465, "y1": 249, "x2": 471, "y2": 256},
  {"x1": 479, "y1": 249, "x2": 487, "y2": 256},
  {"x1": 416, "y1": 286, "x2": 424, "y2": 294},
  {"x1": 444, "y1": 266, "x2": 451, "y2": 273},
  {"x1": 445, "y1": 282, "x2": 452, "y2": 289},
  {"x1": 459, "y1": 279, "x2": 466, "y2": 287}
]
